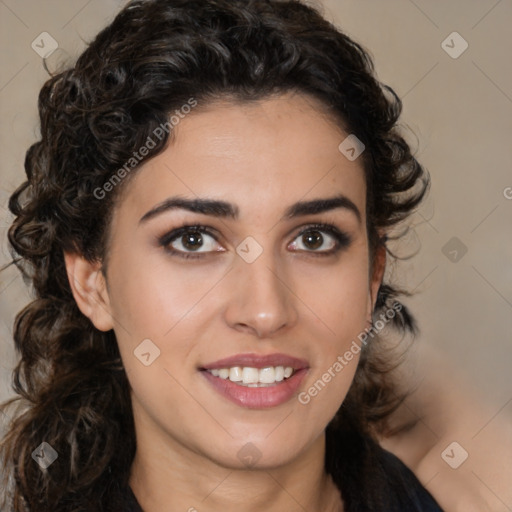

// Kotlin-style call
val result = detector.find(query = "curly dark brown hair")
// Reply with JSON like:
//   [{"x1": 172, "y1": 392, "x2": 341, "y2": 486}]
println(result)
[{"x1": 1, "y1": 0, "x2": 429, "y2": 510}]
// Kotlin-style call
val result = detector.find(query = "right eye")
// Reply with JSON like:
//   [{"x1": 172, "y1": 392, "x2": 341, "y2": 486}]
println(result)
[{"x1": 159, "y1": 225, "x2": 225, "y2": 259}]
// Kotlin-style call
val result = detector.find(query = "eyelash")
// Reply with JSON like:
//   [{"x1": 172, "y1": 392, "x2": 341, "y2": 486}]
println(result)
[
  {"x1": 158, "y1": 225, "x2": 220, "y2": 260},
  {"x1": 291, "y1": 223, "x2": 352, "y2": 257},
  {"x1": 158, "y1": 223, "x2": 352, "y2": 260}
]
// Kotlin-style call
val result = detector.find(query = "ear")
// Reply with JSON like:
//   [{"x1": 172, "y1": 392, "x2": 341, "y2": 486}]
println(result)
[
  {"x1": 367, "y1": 241, "x2": 387, "y2": 318},
  {"x1": 63, "y1": 252, "x2": 114, "y2": 332}
]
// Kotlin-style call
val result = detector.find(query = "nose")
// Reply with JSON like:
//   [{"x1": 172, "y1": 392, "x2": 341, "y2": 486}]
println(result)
[{"x1": 223, "y1": 250, "x2": 298, "y2": 339}]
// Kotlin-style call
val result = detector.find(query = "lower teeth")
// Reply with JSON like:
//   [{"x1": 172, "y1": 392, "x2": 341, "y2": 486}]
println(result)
[
  {"x1": 221, "y1": 376, "x2": 292, "y2": 387},
  {"x1": 244, "y1": 382, "x2": 278, "y2": 387}
]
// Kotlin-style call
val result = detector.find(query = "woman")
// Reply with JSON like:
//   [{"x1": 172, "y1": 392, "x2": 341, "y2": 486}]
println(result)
[{"x1": 1, "y1": 0, "x2": 442, "y2": 510}]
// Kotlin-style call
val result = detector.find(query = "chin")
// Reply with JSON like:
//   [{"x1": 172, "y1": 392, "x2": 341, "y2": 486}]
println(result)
[{"x1": 202, "y1": 430, "x2": 317, "y2": 471}]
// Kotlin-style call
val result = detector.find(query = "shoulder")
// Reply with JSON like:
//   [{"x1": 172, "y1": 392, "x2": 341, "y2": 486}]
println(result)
[
  {"x1": 326, "y1": 426, "x2": 444, "y2": 511},
  {"x1": 124, "y1": 486, "x2": 143, "y2": 512},
  {"x1": 375, "y1": 448, "x2": 444, "y2": 512}
]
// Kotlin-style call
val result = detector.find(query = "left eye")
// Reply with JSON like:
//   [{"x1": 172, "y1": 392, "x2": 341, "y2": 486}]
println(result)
[{"x1": 288, "y1": 228, "x2": 338, "y2": 252}]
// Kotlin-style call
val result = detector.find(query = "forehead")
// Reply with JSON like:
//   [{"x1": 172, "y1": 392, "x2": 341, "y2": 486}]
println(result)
[{"x1": 116, "y1": 93, "x2": 366, "y2": 223}]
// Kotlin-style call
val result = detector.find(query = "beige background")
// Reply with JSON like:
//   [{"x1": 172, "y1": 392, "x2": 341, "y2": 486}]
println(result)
[{"x1": 0, "y1": 0, "x2": 511, "y2": 502}]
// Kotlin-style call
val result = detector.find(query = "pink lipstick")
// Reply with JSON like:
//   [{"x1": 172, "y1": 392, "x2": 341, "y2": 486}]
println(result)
[{"x1": 200, "y1": 352, "x2": 309, "y2": 409}]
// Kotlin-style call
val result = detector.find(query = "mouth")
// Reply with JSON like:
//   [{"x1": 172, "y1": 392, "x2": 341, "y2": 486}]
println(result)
[{"x1": 199, "y1": 353, "x2": 309, "y2": 408}]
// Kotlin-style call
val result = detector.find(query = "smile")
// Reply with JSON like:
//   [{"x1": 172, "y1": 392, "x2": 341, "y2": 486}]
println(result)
[{"x1": 200, "y1": 353, "x2": 309, "y2": 408}]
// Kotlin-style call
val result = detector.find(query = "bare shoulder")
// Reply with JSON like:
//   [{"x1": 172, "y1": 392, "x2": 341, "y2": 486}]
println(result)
[{"x1": 380, "y1": 342, "x2": 512, "y2": 512}]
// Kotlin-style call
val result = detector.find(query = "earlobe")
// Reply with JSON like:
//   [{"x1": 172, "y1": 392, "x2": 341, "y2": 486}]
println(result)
[{"x1": 63, "y1": 252, "x2": 114, "y2": 332}]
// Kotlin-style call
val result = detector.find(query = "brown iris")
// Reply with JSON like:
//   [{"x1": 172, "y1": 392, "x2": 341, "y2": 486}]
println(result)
[
  {"x1": 302, "y1": 230, "x2": 323, "y2": 250},
  {"x1": 182, "y1": 231, "x2": 203, "y2": 250}
]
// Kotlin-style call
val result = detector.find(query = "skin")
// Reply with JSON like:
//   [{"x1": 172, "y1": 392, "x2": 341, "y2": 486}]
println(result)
[
  {"x1": 65, "y1": 93, "x2": 386, "y2": 512},
  {"x1": 381, "y1": 343, "x2": 512, "y2": 512}
]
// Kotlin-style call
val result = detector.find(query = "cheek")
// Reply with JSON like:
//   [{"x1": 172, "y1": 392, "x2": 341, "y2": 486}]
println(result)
[
  {"x1": 105, "y1": 252, "x2": 229, "y2": 407},
  {"x1": 106, "y1": 257, "x2": 210, "y2": 429},
  {"x1": 292, "y1": 253, "x2": 371, "y2": 344},
  {"x1": 310, "y1": 270, "x2": 369, "y2": 334},
  {"x1": 107, "y1": 252, "x2": 220, "y2": 339},
  {"x1": 291, "y1": 251, "x2": 371, "y2": 411}
]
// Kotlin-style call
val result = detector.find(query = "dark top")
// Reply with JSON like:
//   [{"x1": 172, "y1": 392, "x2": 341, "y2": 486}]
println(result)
[{"x1": 124, "y1": 447, "x2": 443, "y2": 512}]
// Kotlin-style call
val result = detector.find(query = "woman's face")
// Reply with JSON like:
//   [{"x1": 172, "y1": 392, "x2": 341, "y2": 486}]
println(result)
[{"x1": 74, "y1": 93, "x2": 383, "y2": 469}]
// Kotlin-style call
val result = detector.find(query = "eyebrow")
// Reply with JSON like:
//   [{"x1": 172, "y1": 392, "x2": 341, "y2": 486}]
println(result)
[
  {"x1": 139, "y1": 197, "x2": 238, "y2": 223},
  {"x1": 139, "y1": 194, "x2": 361, "y2": 224},
  {"x1": 283, "y1": 195, "x2": 361, "y2": 223}
]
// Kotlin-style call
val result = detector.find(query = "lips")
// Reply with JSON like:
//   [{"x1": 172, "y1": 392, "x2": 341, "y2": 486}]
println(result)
[
  {"x1": 199, "y1": 353, "x2": 309, "y2": 409},
  {"x1": 201, "y1": 352, "x2": 309, "y2": 371}
]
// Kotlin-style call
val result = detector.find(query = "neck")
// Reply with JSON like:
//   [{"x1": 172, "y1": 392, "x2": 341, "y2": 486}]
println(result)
[{"x1": 129, "y1": 404, "x2": 342, "y2": 512}]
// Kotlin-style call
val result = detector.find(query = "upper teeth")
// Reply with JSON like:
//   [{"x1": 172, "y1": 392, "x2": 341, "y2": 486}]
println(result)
[{"x1": 208, "y1": 366, "x2": 294, "y2": 385}]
